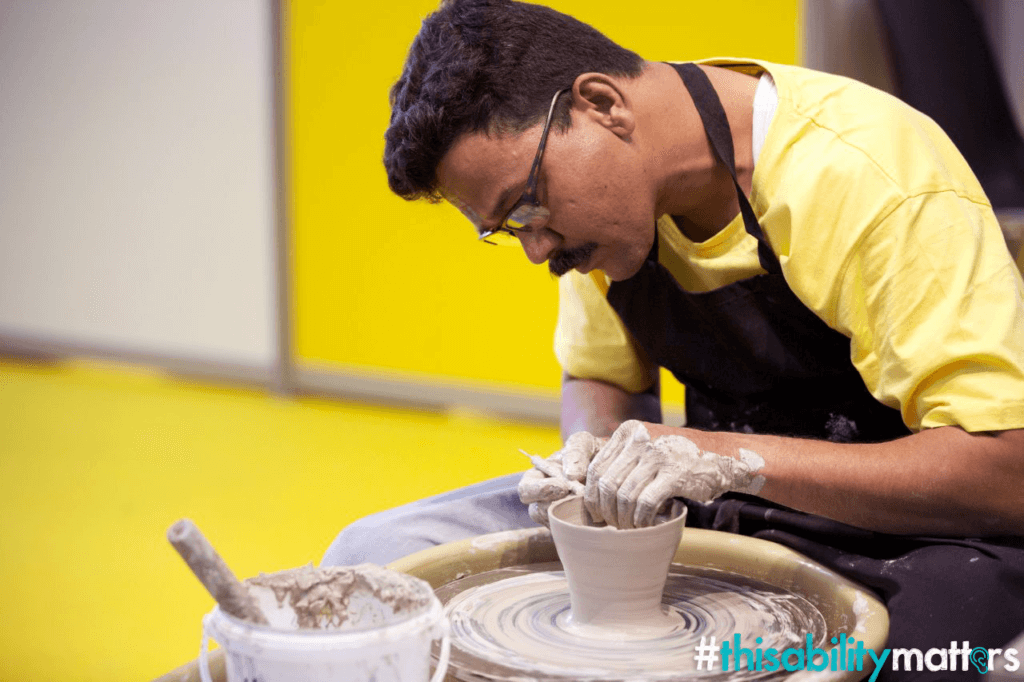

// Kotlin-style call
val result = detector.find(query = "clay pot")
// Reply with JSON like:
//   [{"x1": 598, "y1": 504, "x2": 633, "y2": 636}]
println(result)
[{"x1": 548, "y1": 495, "x2": 686, "y2": 629}]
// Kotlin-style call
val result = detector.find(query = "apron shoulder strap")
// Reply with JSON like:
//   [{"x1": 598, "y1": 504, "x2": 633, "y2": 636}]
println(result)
[{"x1": 670, "y1": 62, "x2": 782, "y2": 275}]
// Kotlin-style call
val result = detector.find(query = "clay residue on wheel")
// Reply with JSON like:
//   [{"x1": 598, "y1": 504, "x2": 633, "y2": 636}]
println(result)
[
  {"x1": 438, "y1": 563, "x2": 828, "y2": 681},
  {"x1": 246, "y1": 563, "x2": 433, "y2": 629}
]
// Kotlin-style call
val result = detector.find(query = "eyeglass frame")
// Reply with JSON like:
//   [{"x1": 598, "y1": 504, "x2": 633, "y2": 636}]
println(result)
[{"x1": 478, "y1": 87, "x2": 571, "y2": 245}]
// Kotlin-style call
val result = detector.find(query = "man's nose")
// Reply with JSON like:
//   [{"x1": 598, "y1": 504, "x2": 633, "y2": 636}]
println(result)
[{"x1": 519, "y1": 228, "x2": 560, "y2": 265}]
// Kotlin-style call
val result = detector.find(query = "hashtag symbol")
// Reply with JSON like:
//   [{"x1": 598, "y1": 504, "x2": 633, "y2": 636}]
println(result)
[{"x1": 694, "y1": 635, "x2": 719, "y2": 670}]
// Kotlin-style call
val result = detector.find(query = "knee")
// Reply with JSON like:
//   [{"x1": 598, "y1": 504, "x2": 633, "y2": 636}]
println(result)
[{"x1": 321, "y1": 509, "x2": 425, "y2": 567}]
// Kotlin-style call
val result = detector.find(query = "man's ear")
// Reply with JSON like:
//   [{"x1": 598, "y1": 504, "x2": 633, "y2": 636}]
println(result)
[{"x1": 570, "y1": 73, "x2": 635, "y2": 138}]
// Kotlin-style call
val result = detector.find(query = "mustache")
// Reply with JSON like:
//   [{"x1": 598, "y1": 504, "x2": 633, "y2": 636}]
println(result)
[{"x1": 548, "y1": 242, "x2": 598, "y2": 277}]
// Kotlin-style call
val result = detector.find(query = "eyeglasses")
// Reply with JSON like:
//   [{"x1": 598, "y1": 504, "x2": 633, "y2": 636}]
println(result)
[{"x1": 479, "y1": 88, "x2": 570, "y2": 246}]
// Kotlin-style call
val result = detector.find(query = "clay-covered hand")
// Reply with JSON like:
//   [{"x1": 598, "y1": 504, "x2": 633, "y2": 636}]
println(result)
[
  {"x1": 584, "y1": 420, "x2": 766, "y2": 529},
  {"x1": 518, "y1": 431, "x2": 602, "y2": 526}
]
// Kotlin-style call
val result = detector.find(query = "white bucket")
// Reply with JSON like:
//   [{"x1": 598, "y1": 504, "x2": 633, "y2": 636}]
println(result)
[{"x1": 199, "y1": 584, "x2": 450, "y2": 682}]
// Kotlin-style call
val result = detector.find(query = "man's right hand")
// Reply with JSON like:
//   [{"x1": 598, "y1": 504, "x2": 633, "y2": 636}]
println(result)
[{"x1": 517, "y1": 431, "x2": 603, "y2": 525}]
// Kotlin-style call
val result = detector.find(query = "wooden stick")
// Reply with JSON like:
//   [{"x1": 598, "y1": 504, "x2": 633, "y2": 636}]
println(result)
[{"x1": 167, "y1": 519, "x2": 268, "y2": 625}]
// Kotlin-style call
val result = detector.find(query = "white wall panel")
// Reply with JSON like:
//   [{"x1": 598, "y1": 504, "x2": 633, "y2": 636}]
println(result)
[{"x1": 0, "y1": 0, "x2": 277, "y2": 369}]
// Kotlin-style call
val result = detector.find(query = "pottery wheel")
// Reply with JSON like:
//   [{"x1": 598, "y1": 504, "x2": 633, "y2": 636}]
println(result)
[{"x1": 436, "y1": 562, "x2": 828, "y2": 681}]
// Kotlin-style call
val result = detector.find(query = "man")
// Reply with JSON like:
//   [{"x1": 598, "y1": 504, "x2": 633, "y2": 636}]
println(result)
[{"x1": 323, "y1": 0, "x2": 1024, "y2": 675}]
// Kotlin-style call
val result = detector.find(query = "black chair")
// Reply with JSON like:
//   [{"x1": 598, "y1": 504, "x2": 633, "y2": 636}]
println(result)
[{"x1": 874, "y1": 0, "x2": 1024, "y2": 220}]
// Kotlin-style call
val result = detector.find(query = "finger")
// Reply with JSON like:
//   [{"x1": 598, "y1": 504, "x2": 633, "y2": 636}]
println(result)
[
  {"x1": 562, "y1": 432, "x2": 599, "y2": 483},
  {"x1": 525, "y1": 453, "x2": 585, "y2": 496},
  {"x1": 529, "y1": 501, "x2": 551, "y2": 527},
  {"x1": 634, "y1": 472, "x2": 676, "y2": 528},
  {"x1": 588, "y1": 420, "x2": 648, "y2": 479},
  {"x1": 616, "y1": 459, "x2": 660, "y2": 530},
  {"x1": 518, "y1": 469, "x2": 572, "y2": 504},
  {"x1": 528, "y1": 454, "x2": 563, "y2": 481},
  {"x1": 518, "y1": 468, "x2": 552, "y2": 501},
  {"x1": 519, "y1": 467, "x2": 546, "y2": 488},
  {"x1": 583, "y1": 451, "x2": 614, "y2": 525},
  {"x1": 598, "y1": 446, "x2": 643, "y2": 528},
  {"x1": 583, "y1": 477, "x2": 605, "y2": 525},
  {"x1": 518, "y1": 469, "x2": 542, "y2": 504},
  {"x1": 584, "y1": 421, "x2": 649, "y2": 521},
  {"x1": 600, "y1": 439, "x2": 643, "y2": 486}
]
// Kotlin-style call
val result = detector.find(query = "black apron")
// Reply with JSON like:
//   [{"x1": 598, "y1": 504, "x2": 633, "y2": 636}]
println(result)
[
  {"x1": 607, "y1": 63, "x2": 1024, "y2": 681},
  {"x1": 608, "y1": 63, "x2": 908, "y2": 443}
]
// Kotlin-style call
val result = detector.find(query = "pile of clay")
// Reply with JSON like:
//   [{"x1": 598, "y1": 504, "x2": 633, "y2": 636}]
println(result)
[
  {"x1": 245, "y1": 563, "x2": 435, "y2": 631},
  {"x1": 438, "y1": 562, "x2": 828, "y2": 681}
]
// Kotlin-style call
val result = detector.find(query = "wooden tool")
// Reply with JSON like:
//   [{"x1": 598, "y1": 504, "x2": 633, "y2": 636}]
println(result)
[{"x1": 167, "y1": 518, "x2": 268, "y2": 625}]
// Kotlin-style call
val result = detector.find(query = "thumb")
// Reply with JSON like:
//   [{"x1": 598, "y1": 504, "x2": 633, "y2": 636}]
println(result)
[
  {"x1": 529, "y1": 501, "x2": 552, "y2": 527},
  {"x1": 562, "y1": 431, "x2": 601, "y2": 483},
  {"x1": 518, "y1": 468, "x2": 572, "y2": 504}
]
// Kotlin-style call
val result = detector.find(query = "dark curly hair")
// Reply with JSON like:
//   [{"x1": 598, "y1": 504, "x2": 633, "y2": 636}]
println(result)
[{"x1": 384, "y1": 0, "x2": 644, "y2": 202}]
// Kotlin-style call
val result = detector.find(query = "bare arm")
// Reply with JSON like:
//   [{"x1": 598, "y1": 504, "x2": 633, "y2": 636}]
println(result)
[
  {"x1": 560, "y1": 373, "x2": 661, "y2": 441},
  {"x1": 642, "y1": 422, "x2": 1024, "y2": 536}
]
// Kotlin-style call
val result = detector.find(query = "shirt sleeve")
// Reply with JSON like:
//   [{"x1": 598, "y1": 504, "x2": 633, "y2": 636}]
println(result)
[
  {"x1": 833, "y1": 190, "x2": 1024, "y2": 432},
  {"x1": 554, "y1": 270, "x2": 657, "y2": 394}
]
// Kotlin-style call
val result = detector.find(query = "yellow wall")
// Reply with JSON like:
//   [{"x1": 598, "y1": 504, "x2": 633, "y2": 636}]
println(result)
[{"x1": 290, "y1": 0, "x2": 801, "y2": 398}]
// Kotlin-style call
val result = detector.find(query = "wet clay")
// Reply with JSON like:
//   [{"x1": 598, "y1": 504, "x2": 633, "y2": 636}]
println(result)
[
  {"x1": 548, "y1": 496, "x2": 686, "y2": 629},
  {"x1": 439, "y1": 495, "x2": 826, "y2": 679},
  {"x1": 439, "y1": 562, "x2": 828, "y2": 681},
  {"x1": 245, "y1": 563, "x2": 433, "y2": 630}
]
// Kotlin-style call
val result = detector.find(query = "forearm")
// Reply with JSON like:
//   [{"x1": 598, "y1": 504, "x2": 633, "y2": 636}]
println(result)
[
  {"x1": 561, "y1": 373, "x2": 661, "y2": 441},
  {"x1": 646, "y1": 424, "x2": 1024, "y2": 536}
]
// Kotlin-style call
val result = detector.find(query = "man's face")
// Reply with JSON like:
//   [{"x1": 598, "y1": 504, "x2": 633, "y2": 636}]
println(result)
[{"x1": 436, "y1": 99, "x2": 657, "y2": 281}]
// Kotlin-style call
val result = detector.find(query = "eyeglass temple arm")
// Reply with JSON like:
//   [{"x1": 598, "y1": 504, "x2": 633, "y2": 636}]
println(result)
[{"x1": 523, "y1": 88, "x2": 570, "y2": 197}]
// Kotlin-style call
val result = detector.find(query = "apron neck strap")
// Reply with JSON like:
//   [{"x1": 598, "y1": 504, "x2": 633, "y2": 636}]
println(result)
[{"x1": 669, "y1": 62, "x2": 781, "y2": 275}]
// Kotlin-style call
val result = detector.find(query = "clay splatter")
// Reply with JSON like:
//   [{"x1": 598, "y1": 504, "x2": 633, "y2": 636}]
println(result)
[{"x1": 437, "y1": 563, "x2": 828, "y2": 681}]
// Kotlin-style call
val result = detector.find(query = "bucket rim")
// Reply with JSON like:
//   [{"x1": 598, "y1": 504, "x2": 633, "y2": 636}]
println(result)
[
  {"x1": 204, "y1": 600, "x2": 448, "y2": 663},
  {"x1": 207, "y1": 594, "x2": 445, "y2": 637},
  {"x1": 203, "y1": 597, "x2": 447, "y2": 664}
]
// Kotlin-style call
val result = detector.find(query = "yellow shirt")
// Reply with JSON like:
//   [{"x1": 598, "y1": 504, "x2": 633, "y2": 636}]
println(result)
[{"x1": 555, "y1": 59, "x2": 1024, "y2": 433}]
